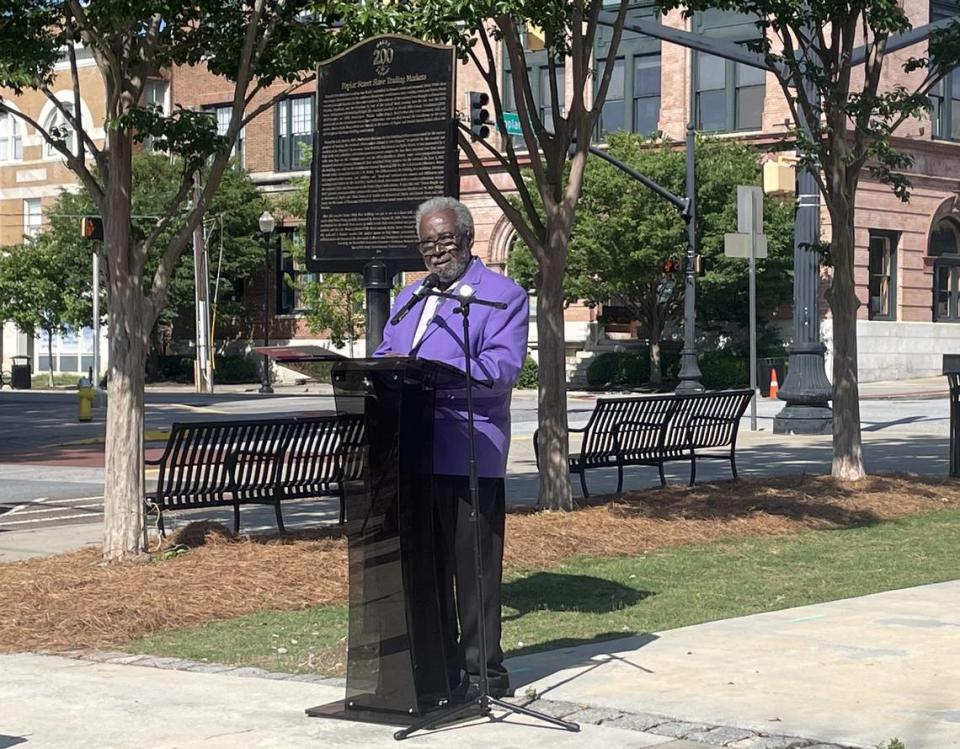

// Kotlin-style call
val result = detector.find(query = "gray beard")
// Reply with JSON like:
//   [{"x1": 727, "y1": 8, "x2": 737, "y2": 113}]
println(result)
[{"x1": 436, "y1": 256, "x2": 470, "y2": 287}]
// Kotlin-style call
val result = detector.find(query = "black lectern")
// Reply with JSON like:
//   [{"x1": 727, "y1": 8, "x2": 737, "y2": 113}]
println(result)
[{"x1": 307, "y1": 357, "x2": 468, "y2": 725}]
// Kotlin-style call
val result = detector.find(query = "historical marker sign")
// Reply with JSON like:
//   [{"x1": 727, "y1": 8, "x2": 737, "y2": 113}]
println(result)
[{"x1": 306, "y1": 35, "x2": 458, "y2": 273}]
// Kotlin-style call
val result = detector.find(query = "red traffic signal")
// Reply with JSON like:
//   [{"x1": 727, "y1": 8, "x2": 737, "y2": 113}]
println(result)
[
  {"x1": 662, "y1": 258, "x2": 680, "y2": 274},
  {"x1": 80, "y1": 216, "x2": 104, "y2": 241}
]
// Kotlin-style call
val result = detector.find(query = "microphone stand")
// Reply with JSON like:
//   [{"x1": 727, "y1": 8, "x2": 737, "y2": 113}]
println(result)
[{"x1": 394, "y1": 289, "x2": 580, "y2": 741}]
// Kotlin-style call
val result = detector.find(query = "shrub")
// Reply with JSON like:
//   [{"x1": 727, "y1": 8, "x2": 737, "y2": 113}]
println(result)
[
  {"x1": 516, "y1": 356, "x2": 538, "y2": 389},
  {"x1": 214, "y1": 355, "x2": 261, "y2": 384},
  {"x1": 699, "y1": 352, "x2": 748, "y2": 389},
  {"x1": 585, "y1": 348, "x2": 748, "y2": 389}
]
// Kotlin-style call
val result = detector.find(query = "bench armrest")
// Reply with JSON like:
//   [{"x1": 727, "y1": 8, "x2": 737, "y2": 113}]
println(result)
[{"x1": 533, "y1": 425, "x2": 587, "y2": 469}]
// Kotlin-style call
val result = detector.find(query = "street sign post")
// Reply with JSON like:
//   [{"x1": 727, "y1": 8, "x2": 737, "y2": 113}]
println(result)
[{"x1": 724, "y1": 185, "x2": 766, "y2": 431}]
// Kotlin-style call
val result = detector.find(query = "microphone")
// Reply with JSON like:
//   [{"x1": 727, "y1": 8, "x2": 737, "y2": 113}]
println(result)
[{"x1": 390, "y1": 273, "x2": 440, "y2": 325}]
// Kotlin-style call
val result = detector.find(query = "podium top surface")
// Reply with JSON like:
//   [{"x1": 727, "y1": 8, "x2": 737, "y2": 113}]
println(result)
[
  {"x1": 253, "y1": 345, "x2": 346, "y2": 363},
  {"x1": 333, "y1": 357, "x2": 492, "y2": 389}
]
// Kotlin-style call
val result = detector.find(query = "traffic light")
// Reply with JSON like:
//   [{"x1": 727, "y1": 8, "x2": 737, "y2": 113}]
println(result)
[
  {"x1": 468, "y1": 91, "x2": 491, "y2": 141},
  {"x1": 80, "y1": 216, "x2": 103, "y2": 241},
  {"x1": 662, "y1": 258, "x2": 680, "y2": 274}
]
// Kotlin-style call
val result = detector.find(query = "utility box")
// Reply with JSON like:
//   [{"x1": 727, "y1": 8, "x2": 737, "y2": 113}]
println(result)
[
  {"x1": 943, "y1": 355, "x2": 960, "y2": 477},
  {"x1": 10, "y1": 355, "x2": 31, "y2": 390}
]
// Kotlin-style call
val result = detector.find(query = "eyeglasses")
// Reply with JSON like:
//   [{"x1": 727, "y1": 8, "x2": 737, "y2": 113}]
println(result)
[{"x1": 418, "y1": 232, "x2": 460, "y2": 255}]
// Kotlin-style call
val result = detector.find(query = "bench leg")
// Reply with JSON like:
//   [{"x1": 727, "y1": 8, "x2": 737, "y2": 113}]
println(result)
[
  {"x1": 274, "y1": 501, "x2": 286, "y2": 535},
  {"x1": 730, "y1": 450, "x2": 739, "y2": 481},
  {"x1": 658, "y1": 462, "x2": 666, "y2": 488},
  {"x1": 689, "y1": 455, "x2": 697, "y2": 487},
  {"x1": 338, "y1": 489, "x2": 346, "y2": 525},
  {"x1": 233, "y1": 502, "x2": 241, "y2": 535},
  {"x1": 579, "y1": 469, "x2": 590, "y2": 498},
  {"x1": 616, "y1": 463, "x2": 624, "y2": 494},
  {"x1": 157, "y1": 510, "x2": 166, "y2": 538}
]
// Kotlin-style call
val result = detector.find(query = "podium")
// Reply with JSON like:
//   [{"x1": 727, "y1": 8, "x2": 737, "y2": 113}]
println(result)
[{"x1": 307, "y1": 357, "x2": 472, "y2": 725}]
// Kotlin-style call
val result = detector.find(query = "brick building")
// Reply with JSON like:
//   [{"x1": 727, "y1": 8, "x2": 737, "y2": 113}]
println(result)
[{"x1": 2, "y1": 3, "x2": 960, "y2": 383}]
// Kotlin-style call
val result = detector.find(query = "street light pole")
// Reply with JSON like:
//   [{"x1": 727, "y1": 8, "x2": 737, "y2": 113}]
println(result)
[
  {"x1": 258, "y1": 210, "x2": 275, "y2": 395},
  {"x1": 773, "y1": 78, "x2": 832, "y2": 433},
  {"x1": 675, "y1": 125, "x2": 704, "y2": 393}
]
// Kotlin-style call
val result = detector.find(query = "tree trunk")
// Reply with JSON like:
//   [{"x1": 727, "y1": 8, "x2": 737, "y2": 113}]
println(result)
[
  {"x1": 101, "y1": 143, "x2": 149, "y2": 561},
  {"x1": 828, "y1": 198, "x2": 865, "y2": 481},
  {"x1": 649, "y1": 338, "x2": 662, "y2": 388},
  {"x1": 535, "y1": 248, "x2": 572, "y2": 511},
  {"x1": 46, "y1": 329, "x2": 54, "y2": 388}
]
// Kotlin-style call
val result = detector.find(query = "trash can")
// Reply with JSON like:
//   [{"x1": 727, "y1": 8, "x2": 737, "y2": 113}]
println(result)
[
  {"x1": 757, "y1": 357, "x2": 786, "y2": 398},
  {"x1": 10, "y1": 355, "x2": 31, "y2": 390}
]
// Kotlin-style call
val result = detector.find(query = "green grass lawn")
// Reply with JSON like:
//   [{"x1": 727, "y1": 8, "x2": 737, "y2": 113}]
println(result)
[{"x1": 125, "y1": 509, "x2": 960, "y2": 674}]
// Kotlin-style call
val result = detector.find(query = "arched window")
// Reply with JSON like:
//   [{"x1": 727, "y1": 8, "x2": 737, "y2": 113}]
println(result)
[
  {"x1": 931, "y1": 217, "x2": 960, "y2": 321},
  {"x1": 44, "y1": 101, "x2": 77, "y2": 157},
  {"x1": 0, "y1": 111, "x2": 23, "y2": 162}
]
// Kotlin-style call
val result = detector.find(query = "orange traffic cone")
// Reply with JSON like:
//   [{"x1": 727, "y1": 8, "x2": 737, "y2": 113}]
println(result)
[{"x1": 768, "y1": 368, "x2": 779, "y2": 399}]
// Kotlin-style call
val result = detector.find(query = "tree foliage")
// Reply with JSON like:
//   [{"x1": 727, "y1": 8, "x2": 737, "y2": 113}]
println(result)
[
  {"x1": 0, "y1": 236, "x2": 91, "y2": 386},
  {"x1": 510, "y1": 134, "x2": 794, "y2": 382},
  {"x1": 43, "y1": 153, "x2": 267, "y2": 333},
  {"x1": 0, "y1": 0, "x2": 396, "y2": 560},
  {"x1": 653, "y1": 0, "x2": 960, "y2": 480}
]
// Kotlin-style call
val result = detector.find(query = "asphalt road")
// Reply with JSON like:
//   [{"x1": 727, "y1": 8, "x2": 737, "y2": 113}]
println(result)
[{"x1": 0, "y1": 385, "x2": 952, "y2": 535}]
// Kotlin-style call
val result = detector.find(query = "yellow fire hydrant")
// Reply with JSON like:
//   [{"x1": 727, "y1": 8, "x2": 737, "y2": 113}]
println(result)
[{"x1": 77, "y1": 377, "x2": 94, "y2": 422}]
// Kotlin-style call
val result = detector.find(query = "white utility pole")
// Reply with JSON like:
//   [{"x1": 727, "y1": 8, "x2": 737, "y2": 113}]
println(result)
[
  {"x1": 193, "y1": 173, "x2": 214, "y2": 394},
  {"x1": 92, "y1": 251, "x2": 100, "y2": 387},
  {"x1": 724, "y1": 186, "x2": 767, "y2": 431}
]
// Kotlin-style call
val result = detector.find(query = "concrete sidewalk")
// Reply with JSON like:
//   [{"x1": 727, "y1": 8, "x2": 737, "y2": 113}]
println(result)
[{"x1": 3, "y1": 581, "x2": 957, "y2": 748}]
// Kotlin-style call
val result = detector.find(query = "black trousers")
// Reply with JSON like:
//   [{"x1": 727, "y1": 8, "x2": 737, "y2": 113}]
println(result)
[{"x1": 433, "y1": 475, "x2": 508, "y2": 689}]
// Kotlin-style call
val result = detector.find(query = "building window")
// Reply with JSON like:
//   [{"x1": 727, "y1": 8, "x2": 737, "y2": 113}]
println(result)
[
  {"x1": 931, "y1": 217, "x2": 960, "y2": 322},
  {"x1": 0, "y1": 111, "x2": 23, "y2": 162},
  {"x1": 275, "y1": 95, "x2": 314, "y2": 172},
  {"x1": 23, "y1": 198, "x2": 42, "y2": 239},
  {"x1": 44, "y1": 100, "x2": 77, "y2": 157},
  {"x1": 693, "y1": 11, "x2": 765, "y2": 133},
  {"x1": 538, "y1": 65, "x2": 566, "y2": 134},
  {"x1": 695, "y1": 53, "x2": 765, "y2": 131},
  {"x1": 277, "y1": 231, "x2": 317, "y2": 315},
  {"x1": 142, "y1": 80, "x2": 169, "y2": 153},
  {"x1": 930, "y1": 70, "x2": 960, "y2": 142},
  {"x1": 696, "y1": 53, "x2": 727, "y2": 131},
  {"x1": 204, "y1": 103, "x2": 244, "y2": 164},
  {"x1": 598, "y1": 58, "x2": 625, "y2": 135},
  {"x1": 867, "y1": 230, "x2": 897, "y2": 321},
  {"x1": 593, "y1": 2, "x2": 661, "y2": 142},
  {"x1": 633, "y1": 54, "x2": 662, "y2": 135},
  {"x1": 931, "y1": 0, "x2": 960, "y2": 142}
]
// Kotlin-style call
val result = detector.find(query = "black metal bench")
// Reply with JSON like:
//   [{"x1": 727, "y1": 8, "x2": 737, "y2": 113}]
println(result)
[
  {"x1": 145, "y1": 414, "x2": 364, "y2": 535},
  {"x1": 534, "y1": 389, "x2": 753, "y2": 496}
]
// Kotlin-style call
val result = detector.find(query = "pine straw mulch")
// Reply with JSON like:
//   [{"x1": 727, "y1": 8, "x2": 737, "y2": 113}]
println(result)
[{"x1": 3, "y1": 473, "x2": 959, "y2": 654}]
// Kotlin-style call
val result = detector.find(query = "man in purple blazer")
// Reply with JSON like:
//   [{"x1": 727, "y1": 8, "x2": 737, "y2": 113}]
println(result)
[{"x1": 375, "y1": 196, "x2": 529, "y2": 700}]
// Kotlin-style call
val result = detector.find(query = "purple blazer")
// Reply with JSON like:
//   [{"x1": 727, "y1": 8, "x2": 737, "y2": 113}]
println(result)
[{"x1": 374, "y1": 258, "x2": 529, "y2": 478}]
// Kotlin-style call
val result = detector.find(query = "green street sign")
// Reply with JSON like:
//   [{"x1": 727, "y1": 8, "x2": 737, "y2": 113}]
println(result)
[{"x1": 502, "y1": 111, "x2": 523, "y2": 137}]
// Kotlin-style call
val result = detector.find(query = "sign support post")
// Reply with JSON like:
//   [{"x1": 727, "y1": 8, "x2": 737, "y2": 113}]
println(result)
[{"x1": 724, "y1": 185, "x2": 767, "y2": 431}]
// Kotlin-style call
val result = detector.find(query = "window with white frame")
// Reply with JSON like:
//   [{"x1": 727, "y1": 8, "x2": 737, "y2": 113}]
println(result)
[
  {"x1": 44, "y1": 101, "x2": 77, "y2": 157},
  {"x1": 0, "y1": 111, "x2": 23, "y2": 162},
  {"x1": 204, "y1": 103, "x2": 244, "y2": 164},
  {"x1": 142, "y1": 80, "x2": 169, "y2": 152},
  {"x1": 23, "y1": 198, "x2": 42, "y2": 239},
  {"x1": 867, "y1": 230, "x2": 897, "y2": 321}
]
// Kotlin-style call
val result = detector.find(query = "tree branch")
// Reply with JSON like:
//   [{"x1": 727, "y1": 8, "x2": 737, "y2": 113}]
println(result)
[{"x1": 457, "y1": 129, "x2": 543, "y2": 259}]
